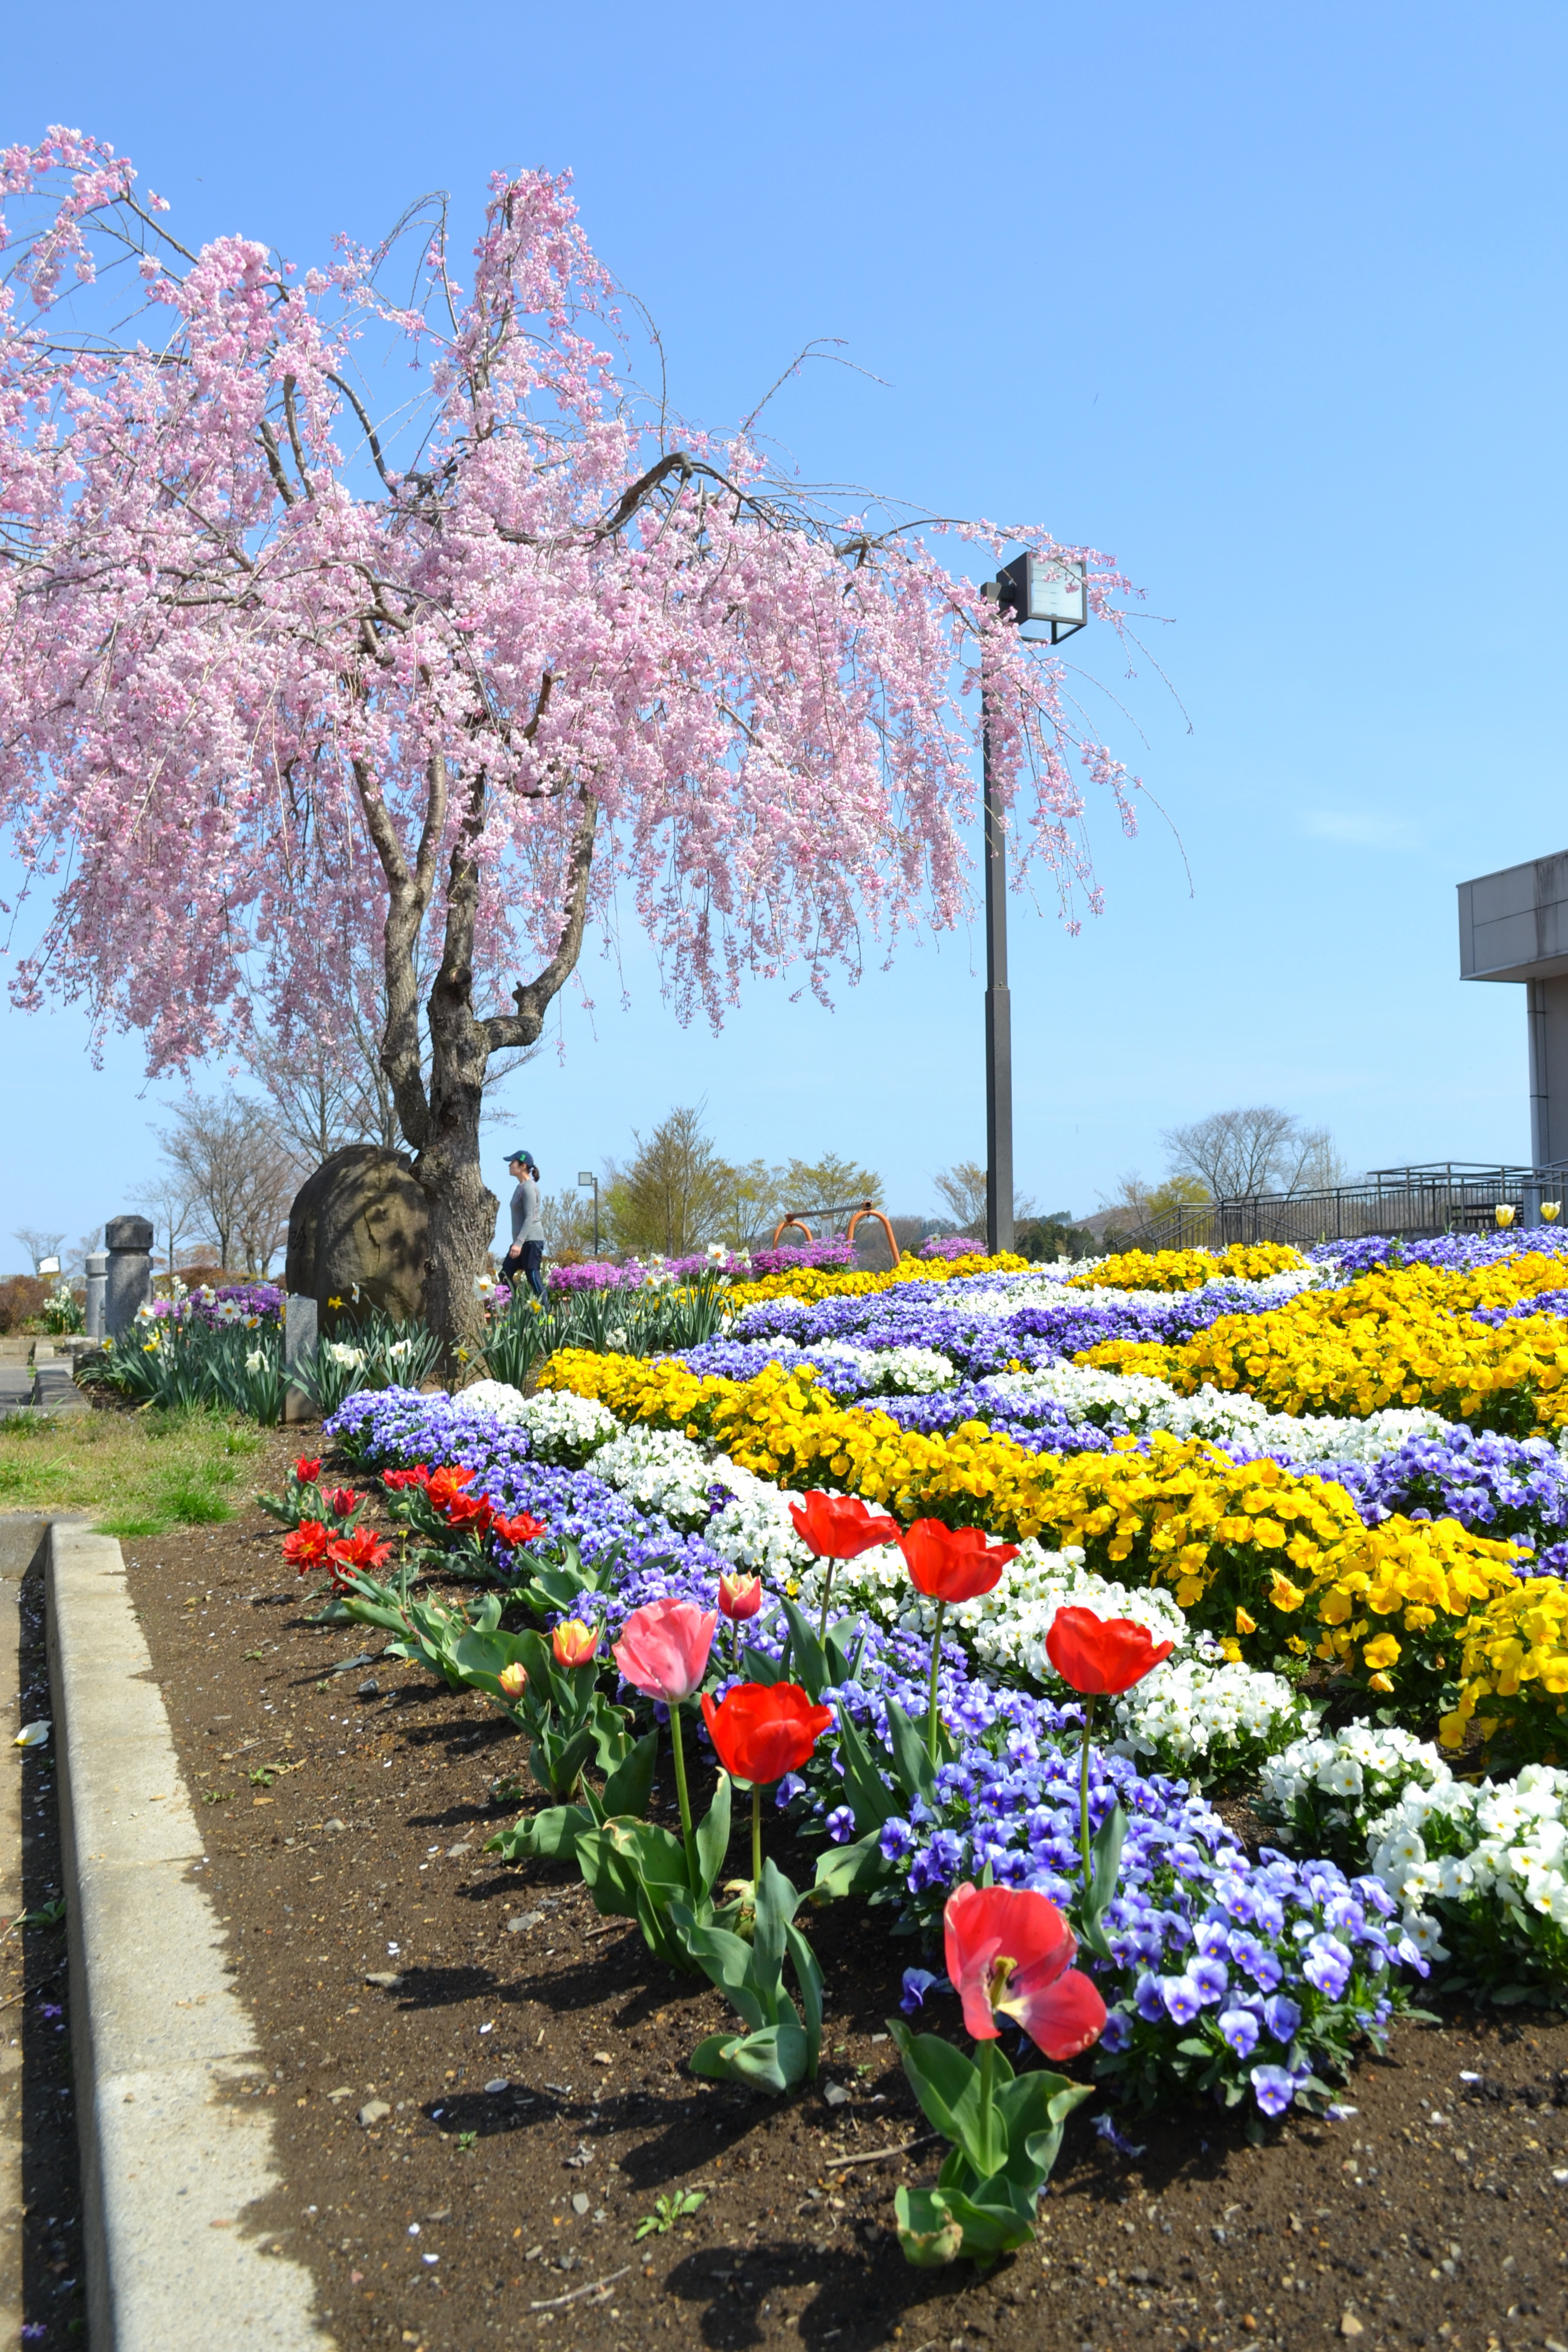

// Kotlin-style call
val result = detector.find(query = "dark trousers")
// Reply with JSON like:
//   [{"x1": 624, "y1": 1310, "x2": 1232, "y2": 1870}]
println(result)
[{"x1": 515, "y1": 1240, "x2": 546, "y2": 1301}]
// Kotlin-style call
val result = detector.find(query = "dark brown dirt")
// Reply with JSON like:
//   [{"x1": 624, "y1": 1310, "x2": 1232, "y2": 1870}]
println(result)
[{"x1": 112, "y1": 1444, "x2": 1568, "y2": 2352}]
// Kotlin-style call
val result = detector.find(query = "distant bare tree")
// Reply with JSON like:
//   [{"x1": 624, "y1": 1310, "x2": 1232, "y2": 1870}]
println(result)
[
  {"x1": 132, "y1": 1175, "x2": 200, "y2": 1279},
  {"x1": 154, "y1": 1097, "x2": 301, "y2": 1275},
  {"x1": 932, "y1": 1160, "x2": 1037, "y2": 1237},
  {"x1": 66, "y1": 1227, "x2": 105, "y2": 1278},
  {"x1": 12, "y1": 1227, "x2": 65, "y2": 1274},
  {"x1": 1162, "y1": 1108, "x2": 1343, "y2": 1201}
]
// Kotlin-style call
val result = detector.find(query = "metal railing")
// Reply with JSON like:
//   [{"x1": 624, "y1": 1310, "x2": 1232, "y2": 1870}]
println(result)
[{"x1": 1134, "y1": 1162, "x2": 1568, "y2": 1253}]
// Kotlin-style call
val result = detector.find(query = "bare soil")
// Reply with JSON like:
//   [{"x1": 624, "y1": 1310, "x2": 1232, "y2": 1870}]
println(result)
[{"x1": 112, "y1": 1439, "x2": 1568, "y2": 2352}]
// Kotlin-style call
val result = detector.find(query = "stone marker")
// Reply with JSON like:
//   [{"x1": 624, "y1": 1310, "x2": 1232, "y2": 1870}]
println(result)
[
  {"x1": 103, "y1": 1216, "x2": 154, "y2": 1339},
  {"x1": 282, "y1": 1292, "x2": 316, "y2": 1426},
  {"x1": 84, "y1": 1250, "x2": 108, "y2": 1342},
  {"x1": 285, "y1": 1144, "x2": 429, "y2": 1328}
]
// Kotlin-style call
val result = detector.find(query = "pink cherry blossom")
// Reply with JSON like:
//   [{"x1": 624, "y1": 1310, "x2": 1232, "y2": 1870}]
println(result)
[{"x1": 0, "y1": 134, "x2": 1144, "y2": 1344}]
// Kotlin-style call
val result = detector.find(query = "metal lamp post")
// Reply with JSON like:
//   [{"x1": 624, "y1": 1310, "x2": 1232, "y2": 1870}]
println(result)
[
  {"x1": 577, "y1": 1170, "x2": 600, "y2": 1256},
  {"x1": 980, "y1": 554, "x2": 1088, "y2": 1257}
]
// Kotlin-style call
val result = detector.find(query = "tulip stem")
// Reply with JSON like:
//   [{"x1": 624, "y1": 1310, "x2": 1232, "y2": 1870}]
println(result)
[
  {"x1": 751, "y1": 1779, "x2": 762, "y2": 1892},
  {"x1": 816, "y1": 1562, "x2": 835, "y2": 1645},
  {"x1": 977, "y1": 2034, "x2": 996, "y2": 2159},
  {"x1": 926, "y1": 1601, "x2": 947, "y2": 1765},
  {"x1": 668, "y1": 1700, "x2": 698, "y2": 1897},
  {"x1": 1077, "y1": 1693, "x2": 1096, "y2": 1891}
]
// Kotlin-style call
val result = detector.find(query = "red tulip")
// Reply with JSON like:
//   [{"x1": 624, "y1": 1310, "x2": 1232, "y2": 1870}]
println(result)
[
  {"x1": 282, "y1": 1519, "x2": 331, "y2": 1572},
  {"x1": 492, "y1": 1510, "x2": 547, "y2": 1548},
  {"x1": 788, "y1": 1491, "x2": 900, "y2": 1561},
  {"x1": 293, "y1": 1456, "x2": 322, "y2": 1484},
  {"x1": 441, "y1": 1491, "x2": 496, "y2": 1535},
  {"x1": 898, "y1": 1519, "x2": 1019, "y2": 1605},
  {"x1": 700, "y1": 1681, "x2": 833, "y2": 1786},
  {"x1": 552, "y1": 1620, "x2": 599, "y2": 1669},
  {"x1": 717, "y1": 1572, "x2": 763, "y2": 1622},
  {"x1": 383, "y1": 1465, "x2": 430, "y2": 1492},
  {"x1": 613, "y1": 1597, "x2": 716, "y2": 1705},
  {"x1": 325, "y1": 1486, "x2": 360, "y2": 1519},
  {"x1": 424, "y1": 1465, "x2": 476, "y2": 1511},
  {"x1": 325, "y1": 1527, "x2": 394, "y2": 1583},
  {"x1": 943, "y1": 1882, "x2": 1106, "y2": 2059},
  {"x1": 1044, "y1": 1606, "x2": 1175, "y2": 1696}
]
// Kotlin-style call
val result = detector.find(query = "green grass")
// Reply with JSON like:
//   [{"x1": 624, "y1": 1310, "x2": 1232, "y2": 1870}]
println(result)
[{"x1": 0, "y1": 1405, "x2": 267, "y2": 1535}]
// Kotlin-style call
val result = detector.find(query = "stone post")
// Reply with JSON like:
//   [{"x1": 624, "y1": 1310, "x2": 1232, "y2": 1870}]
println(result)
[
  {"x1": 84, "y1": 1251, "x2": 108, "y2": 1342},
  {"x1": 283, "y1": 1293, "x2": 318, "y2": 1426},
  {"x1": 103, "y1": 1217, "x2": 154, "y2": 1341}
]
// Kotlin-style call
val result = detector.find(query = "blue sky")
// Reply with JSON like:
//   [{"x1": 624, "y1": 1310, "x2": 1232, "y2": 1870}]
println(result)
[{"x1": 4, "y1": 0, "x2": 1566, "y2": 1259}]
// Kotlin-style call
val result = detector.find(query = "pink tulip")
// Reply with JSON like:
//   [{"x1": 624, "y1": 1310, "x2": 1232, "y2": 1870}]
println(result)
[{"x1": 613, "y1": 1597, "x2": 716, "y2": 1706}]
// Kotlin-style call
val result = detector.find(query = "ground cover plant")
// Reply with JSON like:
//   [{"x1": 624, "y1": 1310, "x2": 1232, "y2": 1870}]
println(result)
[{"x1": 0, "y1": 1398, "x2": 266, "y2": 1534}]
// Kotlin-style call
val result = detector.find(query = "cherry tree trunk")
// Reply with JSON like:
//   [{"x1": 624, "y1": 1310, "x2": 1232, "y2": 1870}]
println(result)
[{"x1": 417, "y1": 966, "x2": 497, "y2": 1367}]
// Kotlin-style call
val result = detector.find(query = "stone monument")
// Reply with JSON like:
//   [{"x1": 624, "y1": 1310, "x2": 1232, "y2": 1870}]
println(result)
[
  {"x1": 84, "y1": 1250, "x2": 108, "y2": 1343},
  {"x1": 285, "y1": 1145, "x2": 430, "y2": 1330},
  {"x1": 103, "y1": 1216, "x2": 154, "y2": 1339}
]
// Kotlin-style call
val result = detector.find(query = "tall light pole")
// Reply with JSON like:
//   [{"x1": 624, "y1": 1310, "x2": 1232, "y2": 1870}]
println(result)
[{"x1": 981, "y1": 553, "x2": 1089, "y2": 1258}]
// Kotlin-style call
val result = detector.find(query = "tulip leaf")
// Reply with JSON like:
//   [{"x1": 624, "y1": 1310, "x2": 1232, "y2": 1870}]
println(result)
[
  {"x1": 739, "y1": 1640, "x2": 787, "y2": 1686},
  {"x1": 783, "y1": 1917, "x2": 823, "y2": 2077},
  {"x1": 750, "y1": 1856, "x2": 797, "y2": 1992},
  {"x1": 811, "y1": 1828, "x2": 891, "y2": 1901},
  {"x1": 920, "y1": 2180, "x2": 1037, "y2": 2264},
  {"x1": 530, "y1": 1720, "x2": 597, "y2": 1802},
  {"x1": 777, "y1": 1597, "x2": 831, "y2": 1700},
  {"x1": 668, "y1": 1910, "x2": 769, "y2": 2029},
  {"x1": 600, "y1": 1727, "x2": 658, "y2": 1818},
  {"x1": 688, "y1": 2020, "x2": 811, "y2": 2095},
  {"x1": 576, "y1": 1819, "x2": 703, "y2": 1973},
  {"x1": 887, "y1": 2019, "x2": 1002, "y2": 2177},
  {"x1": 830, "y1": 1711, "x2": 901, "y2": 1832},
  {"x1": 884, "y1": 1698, "x2": 938, "y2": 1804},
  {"x1": 484, "y1": 1802, "x2": 595, "y2": 1862},
  {"x1": 1087, "y1": 1798, "x2": 1128, "y2": 1921},
  {"x1": 694, "y1": 1770, "x2": 733, "y2": 1900},
  {"x1": 892, "y1": 2186, "x2": 965, "y2": 2267}
]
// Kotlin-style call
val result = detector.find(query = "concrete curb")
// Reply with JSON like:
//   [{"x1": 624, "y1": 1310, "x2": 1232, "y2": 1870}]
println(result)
[{"x1": 47, "y1": 1522, "x2": 334, "y2": 2350}]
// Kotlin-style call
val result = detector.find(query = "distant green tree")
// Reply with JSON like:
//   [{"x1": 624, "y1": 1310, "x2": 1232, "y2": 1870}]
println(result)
[{"x1": 605, "y1": 1106, "x2": 737, "y2": 1257}]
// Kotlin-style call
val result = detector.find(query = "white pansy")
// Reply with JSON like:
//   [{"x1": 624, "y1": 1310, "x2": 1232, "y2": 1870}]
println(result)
[
  {"x1": 1109, "y1": 1655, "x2": 1318, "y2": 1782},
  {"x1": 805, "y1": 1341, "x2": 957, "y2": 1394},
  {"x1": 973, "y1": 1362, "x2": 1448, "y2": 1468}
]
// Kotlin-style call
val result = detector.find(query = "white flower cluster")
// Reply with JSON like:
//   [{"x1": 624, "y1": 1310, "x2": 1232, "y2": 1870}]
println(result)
[
  {"x1": 453, "y1": 1382, "x2": 625, "y2": 1469},
  {"x1": 544, "y1": 1416, "x2": 811, "y2": 1576},
  {"x1": 1110, "y1": 1655, "x2": 1318, "y2": 1785},
  {"x1": 1369, "y1": 1764, "x2": 1568, "y2": 1955},
  {"x1": 808, "y1": 1341, "x2": 957, "y2": 1394},
  {"x1": 982, "y1": 1363, "x2": 1448, "y2": 1469},
  {"x1": 813, "y1": 1538, "x2": 1191, "y2": 1672},
  {"x1": 1263, "y1": 1723, "x2": 1568, "y2": 1966},
  {"x1": 1257, "y1": 1720, "x2": 1450, "y2": 1846}
]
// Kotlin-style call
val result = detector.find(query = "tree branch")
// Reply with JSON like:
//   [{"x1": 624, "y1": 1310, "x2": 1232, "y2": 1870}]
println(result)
[{"x1": 483, "y1": 787, "x2": 597, "y2": 1053}]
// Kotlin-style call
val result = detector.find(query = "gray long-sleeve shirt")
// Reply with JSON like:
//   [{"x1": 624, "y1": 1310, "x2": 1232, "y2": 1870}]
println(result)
[{"x1": 510, "y1": 1175, "x2": 544, "y2": 1245}]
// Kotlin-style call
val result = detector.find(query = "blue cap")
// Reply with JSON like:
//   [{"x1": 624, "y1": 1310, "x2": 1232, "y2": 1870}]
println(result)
[{"x1": 507, "y1": 1148, "x2": 533, "y2": 1163}]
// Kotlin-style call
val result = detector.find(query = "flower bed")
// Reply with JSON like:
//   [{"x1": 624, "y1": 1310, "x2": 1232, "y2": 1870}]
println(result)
[{"x1": 285, "y1": 1231, "x2": 1568, "y2": 2190}]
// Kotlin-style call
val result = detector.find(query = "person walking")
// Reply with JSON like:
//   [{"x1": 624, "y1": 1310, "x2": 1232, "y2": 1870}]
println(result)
[{"x1": 502, "y1": 1150, "x2": 547, "y2": 1302}]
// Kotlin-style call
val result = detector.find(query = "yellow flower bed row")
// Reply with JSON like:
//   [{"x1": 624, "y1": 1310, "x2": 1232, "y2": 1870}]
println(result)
[
  {"x1": 1077, "y1": 1255, "x2": 1568, "y2": 1434},
  {"x1": 539, "y1": 1347, "x2": 1568, "y2": 1760},
  {"x1": 724, "y1": 1250, "x2": 1027, "y2": 1308},
  {"x1": 1066, "y1": 1242, "x2": 1306, "y2": 1293}
]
